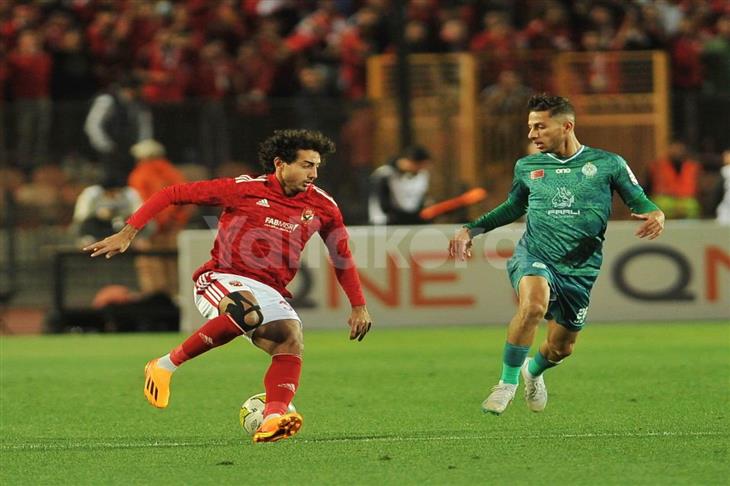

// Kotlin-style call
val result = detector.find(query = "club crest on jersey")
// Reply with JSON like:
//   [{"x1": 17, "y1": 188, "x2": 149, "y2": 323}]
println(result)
[
  {"x1": 582, "y1": 162, "x2": 597, "y2": 177},
  {"x1": 530, "y1": 169, "x2": 545, "y2": 179},
  {"x1": 300, "y1": 207, "x2": 315, "y2": 224},
  {"x1": 229, "y1": 281, "x2": 243, "y2": 287}
]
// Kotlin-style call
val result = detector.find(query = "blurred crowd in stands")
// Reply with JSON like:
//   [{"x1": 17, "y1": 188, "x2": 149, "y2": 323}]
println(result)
[{"x1": 1, "y1": 0, "x2": 729, "y2": 231}]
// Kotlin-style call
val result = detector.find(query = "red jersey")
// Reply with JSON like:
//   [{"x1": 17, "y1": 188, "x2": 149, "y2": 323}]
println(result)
[{"x1": 127, "y1": 173, "x2": 365, "y2": 306}]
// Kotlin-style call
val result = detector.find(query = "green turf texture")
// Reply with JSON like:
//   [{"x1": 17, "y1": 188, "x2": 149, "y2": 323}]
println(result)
[{"x1": 1, "y1": 322, "x2": 728, "y2": 485}]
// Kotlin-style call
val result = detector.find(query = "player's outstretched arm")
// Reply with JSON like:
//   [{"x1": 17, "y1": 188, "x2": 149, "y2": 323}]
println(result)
[
  {"x1": 82, "y1": 224, "x2": 139, "y2": 258},
  {"x1": 448, "y1": 227, "x2": 473, "y2": 261},
  {"x1": 631, "y1": 210, "x2": 665, "y2": 240},
  {"x1": 348, "y1": 305, "x2": 372, "y2": 342}
]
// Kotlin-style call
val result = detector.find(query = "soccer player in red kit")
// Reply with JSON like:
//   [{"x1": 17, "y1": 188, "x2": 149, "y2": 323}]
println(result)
[{"x1": 83, "y1": 129, "x2": 373, "y2": 443}]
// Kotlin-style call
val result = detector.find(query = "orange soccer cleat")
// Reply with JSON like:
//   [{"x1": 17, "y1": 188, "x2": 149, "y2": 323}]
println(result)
[
  {"x1": 252, "y1": 412, "x2": 303, "y2": 443},
  {"x1": 143, "y1": 359, "x2": 172, "y2": 408}
]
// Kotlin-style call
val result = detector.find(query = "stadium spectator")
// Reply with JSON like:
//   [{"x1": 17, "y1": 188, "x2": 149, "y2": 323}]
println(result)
[
  {"x1": 50, "y1": 28, "x2": 97, "y2": 101},
  {"x1": 401, "y1": 19, "x2": 435, "y2": 53},
  {"x1": 284, "y1": 0, "x2": 347, "y2": 56},
  {"x1": 50, "y1": 27, "x2": 98, "y2": 158},
  {"x1": 480, "y1": 70, "x2": 533, "y2": 164},
  {"x1": 450, "y1": 94, "x2": 664, "y2": 416},
  {"x1": 586, "y1": 3, "x2": 617, "y2": 50},
  {"x1": 193, "y1": 40, "x2": 233, "y2": 170},
  {"x1": 611, "y1": 4, "x2": 664, "y2": 51},
  {"x1": 84, "y1": 76, "x2": 153, "y2": 182},
  {"x1": 438, "y1": 17, "x2": 470, "y2": 52},
  {"x1": 0, "y1": 43, "x2": 7, "y2": 165},
  {"x1": 670, "y1": 17, "x2": 704, "y2": 146},
  {"x1": 7, "y1": 29, "x2": 52, "y2": 173},
  {"x1": 646, "y1": 140, "x2": 702, "y2": 219},
  {"x1": 338, "y1": 6, "x2": 383, "y2": 100},
  {"x1": 576, "y1": 30, "x2": 622, "y2": 94},
  {"x1": 702, "y1": 14, "x2": 730, "y2": 95},
  {"x1": 71, "y1": 174, "x2": 147, "y2": 247},
  {"x1": 83, "y1": 129, "x2": 373, "y2": 444},
  {"x1": 522, "y1": 2, "x2": 573, "y2": 51},
  {"x1": 136, "y1": 28, "x2": 192, "y2": 104},
  {"x1": 481, "y1": 69, "x2": 533, "y2": 115},
  {"x1": 292, "y1": 63, "x2": 341, "y2": 136},
  {"x1": 85, "y1": 7, "x2": 132, "y2": 87},
  {"x1": 128, "y1": 139, "x2": 188, "y2": 296},
  {"x1": 470, "y1": 10, "x2": 523, "y2": 71},
  {"x1": 369, "y1": 145, "x2": 432, "y2": 225},
  {"x1": 0, "y1": 4, "x2": 41, "y2": 47},
  {"x1": 339, "y1": 101, "x2": 376, "y2": 224},
  {"x1": 232, "y1": 41, "x2": 275, "y2": 115},
  {"x1": 714, "y1": 150, "x2": 730, "y2": 225}
]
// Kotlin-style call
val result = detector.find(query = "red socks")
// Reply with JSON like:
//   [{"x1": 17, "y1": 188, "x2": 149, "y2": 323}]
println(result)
[
  {"x1": 168, "y1": 317, "x2": 301, "y2": 417},
  {"x1": 170, "y1": 315, "x2": 243, "y2": 366},
  {"x1": 263, "y1": 354, "x2": 302, "y2": 417}
]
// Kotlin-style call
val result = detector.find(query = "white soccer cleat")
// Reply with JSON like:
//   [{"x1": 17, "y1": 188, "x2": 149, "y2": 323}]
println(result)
[
  {"x1": 481, "y1": 382, "x2": 517, "y2": 415},
  {"x1": 521, "y1": 358, "x2": 548, "y2": 412}
]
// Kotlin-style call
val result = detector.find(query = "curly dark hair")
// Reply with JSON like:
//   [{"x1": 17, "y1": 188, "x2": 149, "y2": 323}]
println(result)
[
  {"x1": 257, "y1": 129, "x2": 336, "y2": 172},
  {"x1": 527, "y1": 93, "x2": 575, "y2": 118}
]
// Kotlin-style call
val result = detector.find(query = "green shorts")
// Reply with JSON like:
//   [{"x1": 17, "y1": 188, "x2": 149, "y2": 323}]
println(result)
[{"x1": 507, "y1": 249, "x2": 598, "y2": 331}]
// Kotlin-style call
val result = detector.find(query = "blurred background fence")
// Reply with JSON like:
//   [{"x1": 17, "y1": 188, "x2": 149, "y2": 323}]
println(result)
[{"x1": 1, "y1": 0, "x2": 729, "y2": 333}]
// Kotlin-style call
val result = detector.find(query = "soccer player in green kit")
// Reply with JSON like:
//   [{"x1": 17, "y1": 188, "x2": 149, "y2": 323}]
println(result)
[{"x1": 449, "y1": 94, "x2": 665, "y2": 415}]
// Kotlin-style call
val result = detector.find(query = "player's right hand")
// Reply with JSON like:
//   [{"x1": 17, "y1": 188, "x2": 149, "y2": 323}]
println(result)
[
  {"x1": 82, "y1": 224, "x2": 139, "y2": 259},
  {"x1": 448, "y1": 227, "x2": 473, "y2": 261}
]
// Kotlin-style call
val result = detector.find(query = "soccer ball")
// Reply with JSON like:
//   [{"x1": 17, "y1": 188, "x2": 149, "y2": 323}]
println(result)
[{"x1": 239, "y1": 393, "x2": 296, "y2": 435}]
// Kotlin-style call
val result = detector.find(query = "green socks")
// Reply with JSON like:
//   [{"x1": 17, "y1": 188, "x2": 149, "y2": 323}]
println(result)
[
  {"x1": 500, "y1": 342, "x2": 530, "y2": 384},
  {"x1": 527, "y1": 351, "x2": 559, "y2": 377}
]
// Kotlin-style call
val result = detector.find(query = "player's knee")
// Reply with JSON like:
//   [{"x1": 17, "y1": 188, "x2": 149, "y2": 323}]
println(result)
[
  {"x1": 519, "y1": 302, "x2": 547, "y2": 323},
  {"x1": 224, "y1": 292, "x2": 264, "y2": 332},
  {"x1": 548, "y1": 341, "x2": 573, "y2": 361},
  {"x1": 274, "y1": 324, "x2": 304, "y2": 355},
  {"x1": 285, "y1": 332, "x2": 304, "y2": 355}
]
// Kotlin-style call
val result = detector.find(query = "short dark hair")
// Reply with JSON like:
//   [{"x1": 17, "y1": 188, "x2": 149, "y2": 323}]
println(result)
[
  {"x1": 527, "y1": 93, "x2": 575, "y2": 118},
  {"x1": 402, "y1": 145, "x2": 431, "y2": 162},
  {"x1": 257, "y1": 129, "x2": 336, "y2": 172}
]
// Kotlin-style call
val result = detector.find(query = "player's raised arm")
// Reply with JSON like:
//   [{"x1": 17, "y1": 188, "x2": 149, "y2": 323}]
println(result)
[{"x1": 83, "y1": 178, "x2": 247, "y2": 259}]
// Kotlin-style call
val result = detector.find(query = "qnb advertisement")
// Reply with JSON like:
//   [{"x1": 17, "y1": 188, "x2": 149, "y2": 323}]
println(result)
[{"x1": 178, "y1": 222, "x2": 730, "y2": 332}]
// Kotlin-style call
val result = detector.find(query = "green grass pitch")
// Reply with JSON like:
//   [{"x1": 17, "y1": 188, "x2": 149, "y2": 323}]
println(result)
[{"x1": 1, "y1": 322, "x2": 728, "y2": 485}]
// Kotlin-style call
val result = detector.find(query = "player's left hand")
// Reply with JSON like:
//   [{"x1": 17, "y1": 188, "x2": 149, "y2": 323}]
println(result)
[
  {"x1": 632, "y1": 210, "x2": 665, "y2": 240},
  {"x1": 448, "y1": 227, "x2": 473, "y2": 261},
  {"x1": 348, "y1": 305, "x2": 372, "y2": 342}
]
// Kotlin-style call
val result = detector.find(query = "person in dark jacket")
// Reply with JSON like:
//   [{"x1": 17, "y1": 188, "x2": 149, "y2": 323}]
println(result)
[
  {"x1": 368, "y1": 145, "x2": 432, "y2": 225},
  {"x1": 84, "y1": 76, "x2": 152, "y2": 181}
]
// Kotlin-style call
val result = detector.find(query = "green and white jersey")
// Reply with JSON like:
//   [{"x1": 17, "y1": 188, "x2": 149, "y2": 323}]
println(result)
[{"x1": 499, "y1": 145, "x2": 656, "y2": 276}]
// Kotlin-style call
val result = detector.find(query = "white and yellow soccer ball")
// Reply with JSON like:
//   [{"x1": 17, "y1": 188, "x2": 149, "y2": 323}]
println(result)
[{"x1": 239, "y1": 393, "x2": 296, "y2": 435}]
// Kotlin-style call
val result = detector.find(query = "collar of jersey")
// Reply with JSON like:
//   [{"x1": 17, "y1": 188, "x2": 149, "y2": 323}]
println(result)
[
  {"x1": 267, "y1": 173, "x2": 310, "y2": 199},
  {"x1": 545, "y1": 145, "x2": 585, "y2": 164}
]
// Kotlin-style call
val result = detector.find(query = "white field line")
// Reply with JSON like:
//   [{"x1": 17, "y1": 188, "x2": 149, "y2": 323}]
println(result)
[{"x1": 1, "y1": 430, "x2": 725, "y2": 451}]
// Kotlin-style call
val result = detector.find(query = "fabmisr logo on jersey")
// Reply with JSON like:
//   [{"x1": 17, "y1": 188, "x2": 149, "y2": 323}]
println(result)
[{"x1": 264, "y1": 217, "x2": 299, "y2": 233}]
